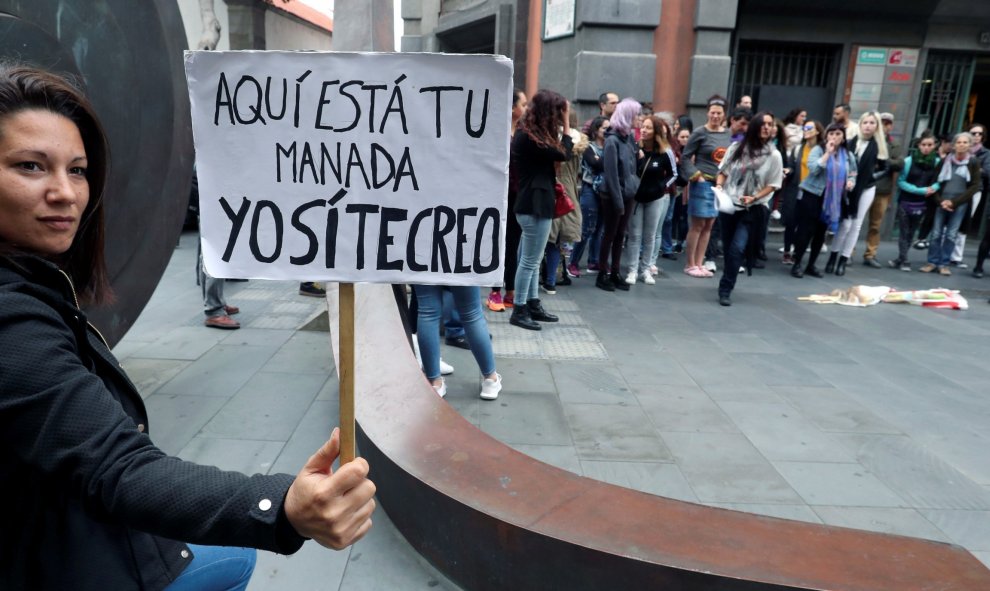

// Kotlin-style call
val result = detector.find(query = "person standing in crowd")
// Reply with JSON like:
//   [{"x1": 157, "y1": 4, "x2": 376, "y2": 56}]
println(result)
[
  {"x1": 543, "y1": 119, "x2": 584, "y2": 293},
  {"x1": 737, "y1": 95, "x2": 753, "y2": 110},
  {"x1": 970, "y1": 124, "x2": 990, "y2": 278},
  {"x1": 889, "y1": 132, "x2": 940, "y2": 271},
  {"x1": 824, "y1": 111, "x2": 888, "y2": 276},
  {"x1": 509, "y1": 89, "x2": 571, "y2": 329},
  {"x1": 681, "y1": 96, "x2": 732, "y2": 278},
  {"x1": 779, "y1": 120, "x2": 824, "y2": 264},
  {"x1": 582, "y1": 91, "x2": 619, "y2": 133},
  {"x1": 713, "y1": 111, "x2": 783, "y2": 306},
  {"x1": 790, "y1": 123, "x2": 855, "y2": 278},
  {"x1": 919, "y1": 132, "x2": 981, "y2": 276},
  {"x1": 569, "y1": 116, "x2": 609, "y2": 276},
  {"x1": 622, "y1": 115, "x2": 676, "y2": 286},
  {"x1": 914, "y1": 133, "x2": 955, "y2": 250},
  {"x1": 596, "y1": 97, "x2": 642, "y2": 291},
  {"x1": 659, "y1": 125, "x2": 693, "y2": 259},
  {"x1": 951, "y1": 122, "x2": 990, "y2": 269},
  {"x1": 783, "y1": 108, "x2": 807, "y2": 150},
  {"x1": 0, "y1": 63, "x2": 376, "y2": 591},
  {"x1": 862, "y1": 112, "x2": 903, "y2": 268},
  {"x1": 832, "y1": 103, "x2": 858, "y2": 138},
  {"x1": 488, "y1": 88, "x2": 527, "y2": 312}
]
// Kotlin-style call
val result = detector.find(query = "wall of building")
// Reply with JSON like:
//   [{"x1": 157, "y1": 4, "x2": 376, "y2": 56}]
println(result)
[
  {"x1": 177, "y1": 0, "x2": 232, "y2": 50},
  {"x1": 266, "y1": 10, "x2": 332, "y2": 49}
]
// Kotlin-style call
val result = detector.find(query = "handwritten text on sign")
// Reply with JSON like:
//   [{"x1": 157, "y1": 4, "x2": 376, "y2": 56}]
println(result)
[{"x1": 184, "y1": 51, "x2": 513, "y2": 285}]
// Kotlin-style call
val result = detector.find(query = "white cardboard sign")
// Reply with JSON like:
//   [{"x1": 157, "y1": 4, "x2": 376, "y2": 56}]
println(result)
[{"x1": 184, "y1": 51, "x2": 512, "y2": 285}]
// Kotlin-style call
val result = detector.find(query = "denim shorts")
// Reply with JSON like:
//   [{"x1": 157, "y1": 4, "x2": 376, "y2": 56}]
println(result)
[{"x1": 688, "y1": 179, "x2": 718, "y2": 219}]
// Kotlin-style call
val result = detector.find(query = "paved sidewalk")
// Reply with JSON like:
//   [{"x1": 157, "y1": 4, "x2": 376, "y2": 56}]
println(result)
[{"x1": 115, "y1": 231, "x2": 990, "y2": 589}]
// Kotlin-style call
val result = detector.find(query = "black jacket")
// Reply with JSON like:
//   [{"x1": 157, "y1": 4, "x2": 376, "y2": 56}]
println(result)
[
  {"x1": 0, "y1": 255, "x2": 305, "y2": 590},
  {"x1": 634, "y1": 147, "x2": 676, "y2": 203},
  {"x1": 512, "y1": 128, "x2": 573, "y2": 219},
  {"x1": 602, "y1": 128, "x2": 640, "y2": 211}
]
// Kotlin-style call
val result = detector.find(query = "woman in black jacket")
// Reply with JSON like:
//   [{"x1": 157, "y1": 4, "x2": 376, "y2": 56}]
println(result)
[
  {"x1": 509, "y1": 89, "x2": 572, "y2": 330},
  {"x1": 0, "y1": 64, "x2": 375, "y2": 590},
  {"x1": 596, "y1": 97, "x2": 642, "y2": 291}
]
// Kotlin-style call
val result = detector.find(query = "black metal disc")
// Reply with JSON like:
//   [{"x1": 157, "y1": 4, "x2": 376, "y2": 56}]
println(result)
[{"x1": 0, "y1": 0, "x2": 193, "y2": 347}]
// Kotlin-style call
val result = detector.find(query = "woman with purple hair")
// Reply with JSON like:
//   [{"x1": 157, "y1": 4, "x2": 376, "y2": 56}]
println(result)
[{"x1": 595, "y1": 97, "x2": 642, "y2": 291}]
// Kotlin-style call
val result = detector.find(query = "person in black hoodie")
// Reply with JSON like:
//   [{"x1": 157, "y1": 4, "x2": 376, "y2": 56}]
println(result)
[
  {"x1": 0, "y1": 64, "x2": 375, "y2": 590},
  {"x1": 889, "y1": 132, "x2": 940, "y2": 271},
  {"x1": 825, "y1": 111, "x2": 889, "y2": 276},
  {"x1": 509, "y1": 89, "x2": 571, "y2": 330},
  {"x1": 596, "y1": 97, "x2": 642, "y2": 291}
]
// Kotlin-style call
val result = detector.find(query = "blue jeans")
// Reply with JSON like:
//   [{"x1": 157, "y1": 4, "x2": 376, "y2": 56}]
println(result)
[
  {"x1": 659, "y1": 195, "x2": 676, "y2": 255},
  {"x1": 164, "y1": 545, "x2": 255, "y2": 591},
  {"x1": 622, "y1": 198, "x2": 666, "y2": 276},
  {"x1": 442, "y1": 288, "x2": 464, "y2": 339},
  {"x1": 415, "y1": 285, "x2": 495, "y2": 380},
  {"x1": 514, "y1": 213, "x2": 553, "y2": 303},
  {"x1": 927, "y1": 205, "x2": 968, "y2": 266},
  {"x1": 717, "y1": 210, "x2": 753, "y2": 298},
  {"x1": 545, "y1": 242, "x2": 562, "y2": 286},
  {"x1": 569, "y1": 183, "x2": 602, "y2": 267}
]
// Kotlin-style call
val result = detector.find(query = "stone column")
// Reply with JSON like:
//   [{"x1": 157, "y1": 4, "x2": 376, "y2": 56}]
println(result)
[
  {"x1": 686, "y1": 0, "x2": 738, "y2": 123},
  {"x1": 334, "y1": 0, "x2": 395, "y2": 52}
]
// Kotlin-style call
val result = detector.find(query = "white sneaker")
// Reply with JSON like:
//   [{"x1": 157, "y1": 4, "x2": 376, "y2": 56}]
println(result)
[
  {"x1": 778, "y1": 246, "x2": 786, "y2": 253},
  {"x1": 625, "y1": 271, "x2": 637, "y2": 285},
  {"x1": 439, "y1": 358, "x2": 454, "y2": 375},
  {"x1": 703, "y1": 260, "x2": 717, "y2": 272},
  {"x1": 640, "y1": 271, "x2": 656, "y2": 285},
  {"x1": 433, "y1": 378, "x2": 447, "y2": 398},
  {"x1": 480, "y1": 373, "x2": 502, "y2": 400},
  {"x1": 649, "y1": 264, "x2": 659, "y2": 275},
  {"x1": 770, "y1": 209, "x2": 782, "y2": 221}
]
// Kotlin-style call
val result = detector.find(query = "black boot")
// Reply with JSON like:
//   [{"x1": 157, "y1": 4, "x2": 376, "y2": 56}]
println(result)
[
  {"x1": 805, "y1": 265, "x2": 825, "y2": 278},
  {"x1": 610, "y1": 272, "x2": 630, "y2": 291},
  {"x1": 835, "y1": 255, "x2": 848, "y2": 276},
  {"x1": 527, "y1": 299, "x2": 559, "y2": 322},
  {"x1": 509, "y1": 304, "x2": 541, "y2": 331},
  {"x1": 596, "y1": 271, "x2": 615, "y2": 291},
  {"x1": 790, "y1": 262, "x2": 804, "y2": 278},
  {"x1": 824, "y1": 252, "x2": 838, "y2": 274}
]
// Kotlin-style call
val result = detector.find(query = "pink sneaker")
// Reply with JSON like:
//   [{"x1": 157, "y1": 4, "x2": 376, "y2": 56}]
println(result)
[
  {"x1": 684, "y1": 266, "x2": 699, "y2": 275},
  {"x1": 700, "y1": 268, "x2": 714, "y2": 277},
  {"x1": 687, "y1": 267, "x2": 709, "y2": 278},
  {"x1": 566, "y1": 263, "x2": 581, "y2": 278}
]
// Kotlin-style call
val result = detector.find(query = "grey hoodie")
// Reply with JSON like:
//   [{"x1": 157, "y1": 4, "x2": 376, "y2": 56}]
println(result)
[{"x1": 602, "y1": 128, "x2": 640, "y2": 212}]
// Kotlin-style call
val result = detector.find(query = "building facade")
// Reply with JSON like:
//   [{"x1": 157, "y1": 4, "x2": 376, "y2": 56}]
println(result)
[{"x1": 177, "y1": 0, "x2": 333, "y2": 52}]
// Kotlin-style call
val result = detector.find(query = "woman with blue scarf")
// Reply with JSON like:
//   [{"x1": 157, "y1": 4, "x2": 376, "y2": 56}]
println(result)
[{"x1": 789, "y1": 124, "x2": 857, "y2": 278}]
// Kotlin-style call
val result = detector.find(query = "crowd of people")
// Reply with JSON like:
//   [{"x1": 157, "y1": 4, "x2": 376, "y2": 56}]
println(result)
[{"x1": 484, "y1": 89, "x2": 990, "y2": 311}]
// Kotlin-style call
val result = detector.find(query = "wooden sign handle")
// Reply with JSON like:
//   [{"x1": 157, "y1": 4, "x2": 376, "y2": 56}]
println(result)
[{"x1": 339, "y1": 282, "x2": 356, "y2": 464}]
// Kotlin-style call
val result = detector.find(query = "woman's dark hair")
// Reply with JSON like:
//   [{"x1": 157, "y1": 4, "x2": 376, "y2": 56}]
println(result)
[
  {"x1": 0, "y1": 63, "x2": 111, "y2": 305},
  {"x1": 512, "y1": 88, "x2": 525, "y2": 107},
  {"x1": 677, "y1": 114, "x2": 693, "y2": 133},
  {"x1": 520, "y1": 89, "x2": 566, "y2": 151},
  {"x1": 641, "y1": 115, "x2": 671, "y2": 153},
  {"x1": 588, "y1": 116, "x2": 608, "y2": 143},
  {"x1": 805, "y1": 120, "x2": 826, "y2": 149},
  {"x1": 731, "y1": 110, "x2": 774, "y2": 163},
  {"x1": 706, "y1": 94, "x2": 727, "y2": 110},
  {"x1": 824, "y1": 122, "x2": 849, "y2": 151},
  {"x1": 783, "y1": 108, "x2": 806, "y2": 125}
]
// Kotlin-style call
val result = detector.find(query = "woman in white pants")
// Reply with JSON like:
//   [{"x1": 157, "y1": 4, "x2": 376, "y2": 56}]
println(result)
[{"x1": 825, "y1": 112, "x2": 888, "y2": 276}]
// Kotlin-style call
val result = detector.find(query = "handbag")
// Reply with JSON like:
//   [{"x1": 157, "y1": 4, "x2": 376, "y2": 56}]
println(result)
[
  {"x1": 712, "y1": 184, "x2": 737, "y2": 214},
  {"x1": 554, "y1": 181, "x2": 575, "y2": 218}
]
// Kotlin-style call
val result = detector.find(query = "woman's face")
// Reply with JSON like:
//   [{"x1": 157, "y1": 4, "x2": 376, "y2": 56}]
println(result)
[
  {"x1": 677, "y1": 128, "x2": 690, "y2": 146},
  {"x1": 803, "y1": 122, "x2": 818, "y2": 140},
  {"x1": 795, "y1": 111, "x2": 807, "y2": 126},
  {"x1": 598, "y1": 119, "x2": 610, "y2": 141},
  {"x1": 860, "y1": 116, "x2": 878, "y2": 138},
  {"x1": 917, "y1": 137, "x2": 936, "y2": 156},
  {"x1": 760, "y1": 115, "x2": 774, "y2": 141},
  {"x1": 0, "y1": 110, "x2": 89, "y2": 257},
  {"x1": 512, "y1": 92, "x2": 528, "y2": 122},
  {"x1": 707, "y1": 105, "x2": 724, "y2": 128},
  {"x1": 955, "y1": 134, "x2": 972, "y2": 156},
  {"x1": 640, "y1": 118, "x2": 654, "y2": 141},
  {"x1": 827, "y1": 129, "x2": 844, "y2": 145}
]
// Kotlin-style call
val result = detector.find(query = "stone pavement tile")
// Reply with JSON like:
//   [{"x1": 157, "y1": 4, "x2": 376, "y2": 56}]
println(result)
[
  {"x1": 315, "y1": 373, "x2": 339, "y2": 401},
  {"x1": 917, "y1": 510, "x2": 990, "y2": 550},
  {"x1": 479, "y1": 391, "x2": 572, "y2": 446},
  {"x1": 200, "y1": 371, "x2": 326, "y2": 441},
  {"x1": 770, "y1": 386, "x2": 902, "y2": 434},
  {"x1": 220, "y1": 327, "x2": 295, "y2": 349},
  {"x1": 615, "y1": 354, "x2": 697, "y2": 387},
  {"x1": 177, "y1": 436, "x2": 285, "y2": 475},
  {"x1": 248, "y1": 541, "x2": 349, "y2": 591},
  {"x1": 509, "y1": 443, "x2": 582, "y2": 475},
  {"x1": 111, "y1": 338, "x2": 154, "y2": 360},
  {"x1": 494, "y1": 358, "x2": 557, "y2": 394},
  {"x1": 580, "y1": 460, "x2": 698, "y2": 502},
  {"x1": 811, "y1": 361, "x2": 897, "y2": 391},
  {"x1": 129, "y1": 325, "x2": 230, "y2": 361},
  {"x1": 262, "y1": 332, "x2": 335, "y2": 374},
  {"x1": 706, "y1": 503, "x2": 823, "y2": 524},
  {"x1": 702, "y1": 383, "x2": 784, "y2": 403},
  {"x1": 157, "y1": 344, "x2": 280, "y2": 397},
  {"x1": 661, "y1": 432, "x2": 803, "y2": 504},
  {"x1": 811, "y1": 507, "x2": 951, "y2": 543},
  {"x1": 634, "y1": 385, "x2": 739, "y2": 433},
  {"x1": 836, "y1": 434, "x2": 990, "y2": 510},
  {"x1": 717, "y1": 402, "x2": 856, "y2": 462},
  {"x1": 679, "y1": 352, "x2": 770, "y2": 390},
  {"x1": 337, "y1": 509, "x2": 461, "y2": 591},
  {"x1": 655, "y1": 331, "x2": 721, "y2": 359},
  {"x1": 550, "y1": 362, "x2": 637, "y2": 405},
  {"x1": 143, "y1": 393, "x2": 229, "y2": 456},
  {"x1": 729, "y1": 352, "x2": 832, "y2": 388},
  {"x1": 120, "y1": 358, "x2": 191, "y2": 399},
  {"x1": 915, "y1": 424, "x2": 990, "y2": 487},
  {"x1": 565, "y1": 403, "x2": 673, "y2": 462},
  {"x1": 269, "y1": 400, "x2": 340, "y2": 476},
  {"x1": 762, "y1": 334, "x2": 854, "y2": 366},
  {"x1": 443, "y1": 392, "x2": 481, "y2": 426},
  {"x1": 773, "y1": 461, "x2": 908, "y2": 507},
  {"x1": 975, "y1": 552, "x2": 990, "y2": 569},
  {"x1": 705, "y1": 332, "x2": 777, "y2": 354}
]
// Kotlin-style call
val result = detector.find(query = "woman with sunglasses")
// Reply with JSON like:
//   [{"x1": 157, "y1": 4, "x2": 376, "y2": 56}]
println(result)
[
  {"x1": 780, "y1": 120, "x2": 825, "y2": 264},
  {"x1": 713, "y1": 112, "x2": 783, "y2": 306}
]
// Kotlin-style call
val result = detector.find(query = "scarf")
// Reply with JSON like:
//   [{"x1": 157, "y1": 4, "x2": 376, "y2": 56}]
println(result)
[
  {"x1": 821, "y1": 148, "x2": 847, "y2": 231},
  {"x1": 971, "y1": 143, "x2": 984, "y2": 157},
  {"x1": 937, "y1": 154, "x2": 971, "y2": 184},
  {"x1": 912, "y1": 148, "x2": 938, "y2": 169},
  {"x1": 724, "y1": 143, "x2": 773, "y2": 204}
]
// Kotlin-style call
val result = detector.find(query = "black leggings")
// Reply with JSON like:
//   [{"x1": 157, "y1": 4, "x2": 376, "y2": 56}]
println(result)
[
  {"x1": 977, "y1": 217, "x2": 990, "y2": 271},
  {"x1": 598, "y1": 196, "x2": 633, "y2": 274},
  {"x1": 792, "y1": 190, "x2": 827, "y2": 268}
]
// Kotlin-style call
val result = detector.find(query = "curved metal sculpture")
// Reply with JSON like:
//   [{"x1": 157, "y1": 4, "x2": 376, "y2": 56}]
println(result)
[{"x1": 0, "y1": 0, "x2": 193, "y2": 347}]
